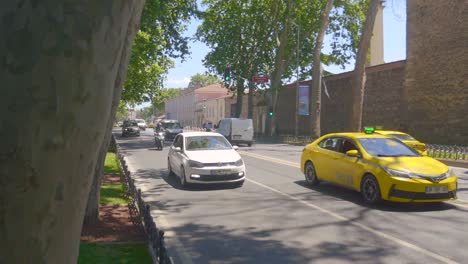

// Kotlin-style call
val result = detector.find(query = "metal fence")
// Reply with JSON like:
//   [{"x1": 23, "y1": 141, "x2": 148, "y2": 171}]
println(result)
[
  {"x1": 255, "y1": 134, "x2": 468, "y2": 161},
  {"x1": 113, "y1": 137, "x2": 172, "y2": 264},
  {"x1": 426, "y1": 144, "x2": 468, "y2": 161}
]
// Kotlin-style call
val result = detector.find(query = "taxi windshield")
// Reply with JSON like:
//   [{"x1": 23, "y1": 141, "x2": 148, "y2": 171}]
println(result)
[{"x1": 358, "y1": 138, "x2": 420, "y2": 157}]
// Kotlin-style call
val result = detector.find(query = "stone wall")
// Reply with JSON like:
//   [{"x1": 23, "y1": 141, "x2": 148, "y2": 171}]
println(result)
[
  {"x1": 274, "y1": 61, "x2": 406, "y2": 136},
  {"x1": 403, "y1": 0, "x2": 468, "y2": 145}
]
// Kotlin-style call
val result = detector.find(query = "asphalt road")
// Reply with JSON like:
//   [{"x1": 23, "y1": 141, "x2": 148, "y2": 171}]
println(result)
[{"x1": 115, "y1": 129, "x2": 468, "y2": 264}]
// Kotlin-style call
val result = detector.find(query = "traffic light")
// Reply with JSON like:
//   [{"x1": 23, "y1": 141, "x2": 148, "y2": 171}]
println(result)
[
  {"x1": 224, "y1": 67, "x2": 231, "y2": 81},
  {"x1": 268, "y1": 111, "x2": 273, "y2": 116}
]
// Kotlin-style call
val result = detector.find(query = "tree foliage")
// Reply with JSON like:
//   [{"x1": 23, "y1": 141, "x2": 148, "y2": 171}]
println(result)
[
  {"x1": 122, "y1": 0, "x2": 197, "y2": 105},
  {"x1": 188, "y1": 73, "x2": 220, "y2": 89},
  {"x1": 196, "y1": 0, "x2": 369, "y2": 121}
]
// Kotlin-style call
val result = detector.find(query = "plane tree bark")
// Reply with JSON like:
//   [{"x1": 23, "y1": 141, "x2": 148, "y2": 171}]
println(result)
[
  {"x1": 348, "y1": 0, "x2": 382, "y2": 131},
  {"x1": 0, "y1": 1, "x2": 144, "y2": 263},
  {"x1": 310, "y1": 0, "x2": 334, "y2": 137}
]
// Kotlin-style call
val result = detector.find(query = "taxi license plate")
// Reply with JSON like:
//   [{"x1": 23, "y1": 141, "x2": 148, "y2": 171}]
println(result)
[
  {"x1": 211, "y1": 170, "x2": 231, "y2": 175},
  {"x1": 233, "y1": 135, "x2": 241, "y2": 140},
  {"x1": 425, "y1": 186, "x2": 448, "y2": 194}
]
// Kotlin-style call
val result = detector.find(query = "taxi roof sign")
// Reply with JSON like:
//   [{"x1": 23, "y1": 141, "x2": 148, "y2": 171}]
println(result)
[{"x1": 364, "y1": 127, "x2": 375, "y2": 134}]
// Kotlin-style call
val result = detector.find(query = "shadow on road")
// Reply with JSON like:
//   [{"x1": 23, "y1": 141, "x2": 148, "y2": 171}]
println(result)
[
  {"x1": 168, "y1": 222, "x2": 396, "y2": 264},
  {"x1": 294, "y1": 180, "x2": 457, "y2": 212}
]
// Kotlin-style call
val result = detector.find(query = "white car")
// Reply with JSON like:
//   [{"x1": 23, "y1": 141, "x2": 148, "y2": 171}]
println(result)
[
  {"x1": 135, "y1": 119, "x2": 147, "y2": 130},
  {"x1": 167, "y1": 132, "x2": 246, "y2": 187}
]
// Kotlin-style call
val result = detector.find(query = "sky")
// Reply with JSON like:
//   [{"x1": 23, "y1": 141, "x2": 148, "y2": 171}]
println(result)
[{"x1": 163, "y1": 0, "x2": 407, "y2": 90}]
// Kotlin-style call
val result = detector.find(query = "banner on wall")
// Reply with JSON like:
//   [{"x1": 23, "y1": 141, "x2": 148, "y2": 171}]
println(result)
[{"x1": 298, "y1": 85, "x2": 310, "y2": 116}]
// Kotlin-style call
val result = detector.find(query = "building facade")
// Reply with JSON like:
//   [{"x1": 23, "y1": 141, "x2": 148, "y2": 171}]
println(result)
[{"x1": 165, "y1": 84, "x2": 229, "y2": 127}]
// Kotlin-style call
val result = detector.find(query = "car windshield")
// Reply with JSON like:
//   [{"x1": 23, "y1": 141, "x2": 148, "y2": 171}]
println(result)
[
  {"x1": 162, "y1": 122, "x2": 181, "y2": 129},
  {"x1": 185, "y1": 136, "x2": 232, "y2": 151},
  {"x1": 388, "y1": 133, "x2": 416, "y2": 141},
  {"x1": 358, "y1": 138, "x2": 420, "y2": 157},
  {"x1": 124, "y1": 120, "x2": 138, "y2": 126}
]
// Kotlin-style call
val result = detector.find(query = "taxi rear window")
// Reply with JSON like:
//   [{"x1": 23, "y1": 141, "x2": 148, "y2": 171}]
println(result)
[{"x1": 389, "y1": 133, "x2": 416, "y2": 141}]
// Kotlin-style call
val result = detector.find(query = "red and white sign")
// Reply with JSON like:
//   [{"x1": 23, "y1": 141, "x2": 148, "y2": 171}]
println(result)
[{"x1": 252, "y1": 75, "x2": 269, "y2": 83}]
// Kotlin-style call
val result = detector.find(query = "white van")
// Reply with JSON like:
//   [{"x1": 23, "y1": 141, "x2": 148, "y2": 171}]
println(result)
[{"x1": 216, "y1": 118, "x2": 254, "y2": 146}]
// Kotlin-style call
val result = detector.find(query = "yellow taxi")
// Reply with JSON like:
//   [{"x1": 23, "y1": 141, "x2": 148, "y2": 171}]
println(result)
[
  {"x1": 300, "y1": 128, "x2": 457, "y2": 204},
  {"x1": 374, "y1": 130, "x2": 427, "y2": 155}
]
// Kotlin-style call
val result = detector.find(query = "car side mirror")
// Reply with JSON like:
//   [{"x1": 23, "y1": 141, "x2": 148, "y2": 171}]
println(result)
[
  {"x1": 233, "y1": 146, "x2": 239, "y2": 151},
  {"x1": 173, "y1": 147, "x2": 182, "y2": 152},
  {"x1": 346, "y1": 150, "x2": 360, "y2": 158}
]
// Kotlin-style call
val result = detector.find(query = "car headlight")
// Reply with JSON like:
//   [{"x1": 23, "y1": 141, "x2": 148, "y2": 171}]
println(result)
[
  {"x1": 188, "y1": 160, "x2": 204, "y2": 168},
  {"x1": 382, "y1": 167, "x2": 412, "y2": 178},
  {"x1": 234, "y1": 159, "x2": 244, "y2": 166},
  {"x1": 382, "y1": 167, "x2": 427, "y2": 179},
  {"x1": 158, "y1": 132, "x2": 165, "y2": 136}
]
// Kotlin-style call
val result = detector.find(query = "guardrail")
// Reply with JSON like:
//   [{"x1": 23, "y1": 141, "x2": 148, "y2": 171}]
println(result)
[{"x1": 113, "y1": 136, "x2": 172, "y2": 264}]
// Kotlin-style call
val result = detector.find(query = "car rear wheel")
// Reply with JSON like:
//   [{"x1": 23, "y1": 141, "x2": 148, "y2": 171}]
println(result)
[
  {"x1": 304, "y1": 161, "x2": 319, "y2": 186},
  {"x1": 360, "y1": 174, "x2": 382, "y2": 204}
]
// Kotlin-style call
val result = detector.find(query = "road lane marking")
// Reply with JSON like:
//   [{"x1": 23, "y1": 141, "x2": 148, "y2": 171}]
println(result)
[
  {"x1": 246, "y1": 178, "x2": 459, "y2": 264},
  {"x1": 239, "y1": 151, "x2": 300, "y2": 168},
  {"x1": 241, "y1": 151, "x2": 468, "y2": 209}
]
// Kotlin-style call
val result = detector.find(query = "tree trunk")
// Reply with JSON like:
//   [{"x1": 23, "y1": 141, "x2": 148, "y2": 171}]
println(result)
[
  {"x1": 0, "y1": 1, "x2": 145, "y2": 263},
  {"x1": 83, "y1": 10, "x2": 138, "y2": 225},
  {"x1": 310, "y1": 0, "x2": 334, "y2": 137},
  {"x1": 269, "y1": 0, "x2": 293, "y2": 136},
  {"x1": 248, "y1": 81, "x2": 255, "y2": 119},
  {"x1": 235, "y1": 81, "x2": 244, "y2": 118},
  {"x1": 348, "y1": 0, "x2": 381, "y2": 131}
]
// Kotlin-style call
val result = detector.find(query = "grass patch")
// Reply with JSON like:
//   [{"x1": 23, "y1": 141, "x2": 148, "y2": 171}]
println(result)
[
  {"x1": 104, "y1": 153, "x2": 120, "y2": 175},
  {"x1": 78, "y1": 243, "x2": 152, "y2": 264},
  {"x1": 100, "y1": 183, "x2": 129, "y2": 205}
]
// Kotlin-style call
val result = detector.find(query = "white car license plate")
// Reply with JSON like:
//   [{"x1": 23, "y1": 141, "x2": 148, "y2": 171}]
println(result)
[
  {"x1": 233, "y1": 135, "x2": 241, "y2": 140},
  {"x1": 211, "y1": 170, "x2": 231, "y2": 175},
  {"x1": 425, "y1": 186, "x2": 448, "y2": 194}
]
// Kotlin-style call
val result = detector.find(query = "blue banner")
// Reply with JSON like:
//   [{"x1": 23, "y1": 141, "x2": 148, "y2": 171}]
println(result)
[{"x1": 298, "y1": 85, "x2": 309, "y2": 116}]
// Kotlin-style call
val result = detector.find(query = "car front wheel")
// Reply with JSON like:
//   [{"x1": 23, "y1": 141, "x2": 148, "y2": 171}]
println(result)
[
  {"x1": 360, "y1": 174, "x2": 382, "y2": 204},
  {"x1": 304, "y1": 161, "x2": 319, "y2": 186},
  {"x1": 180, "y1": 166, "x2": 189, "y2": 188}
]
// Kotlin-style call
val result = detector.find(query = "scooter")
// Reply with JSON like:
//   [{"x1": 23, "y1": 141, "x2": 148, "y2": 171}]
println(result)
[{"x1": 155, "y1": 131, "x2": 165, "y2": 150}]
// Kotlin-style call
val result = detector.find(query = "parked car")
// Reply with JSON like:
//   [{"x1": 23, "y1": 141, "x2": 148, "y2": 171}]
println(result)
[
  {"x1": 216, "y1": 118, "x2": 254, "y2": 147},
  {"x1": 135, "y1": 119, "x2": 147, "y2": 131},
  {"x1": 156, "y1": 120, "x2": 183, "y2": 142},
  {"x1": 122, "y1": 120, "x2": 140, "y2": 137},
  {"x1": 374, "y1": 129, "x2": 427, "y2": 155},
  {"x1": 117, "y1": 121, "x2": 123, "y2": 127},
  {"x1": 300, "y1": 130, "x2": 457, "y2": 204},
  {"x1": 167, "y1": 132, "x2": 245, "y2": 188}
]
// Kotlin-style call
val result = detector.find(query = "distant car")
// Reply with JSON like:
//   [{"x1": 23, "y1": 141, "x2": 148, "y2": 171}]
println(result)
[
  {"x1": 122, "y1": 120, "x2": 140, "y2": 137},
  {"x1": 202, "y1": 122, "x2": 214, "y2": 131},
  {"x1": 300, "y1": 130, "x2": 457, "y2": 204},
  {"x1": 216, "y1": 118, "x2": 254, "y2": 147},
  {"x1": 374, "y1": 130, "x2": 427, "y2": 155},
  {"x1": 167, "y1": 132, "x2": 246, "y2": 188},
  {"x1": 135, "y1": 119, "x2": 147, "y2": 131},
  {"x1": 156, "y1": 120, "x2": 183, "y2": 142},
  {"x1": 117, "y1": 121, "x2": 123, "y2": 127}
]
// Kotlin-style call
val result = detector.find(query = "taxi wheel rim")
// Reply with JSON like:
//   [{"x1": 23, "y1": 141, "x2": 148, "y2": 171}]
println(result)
[
  {"x1": 363, "y1": 178, "x2": 377, "y2": 201},
  {"x1": 306, "y1": 164, "x2": 316, "y2": 183}
]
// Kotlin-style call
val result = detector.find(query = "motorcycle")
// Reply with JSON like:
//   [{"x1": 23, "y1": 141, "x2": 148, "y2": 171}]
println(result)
[{"x1": 155, "y1": 131, "x2": 165, "y2": 150}]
